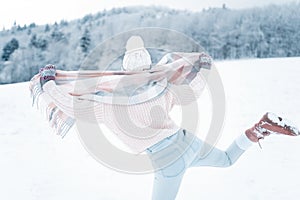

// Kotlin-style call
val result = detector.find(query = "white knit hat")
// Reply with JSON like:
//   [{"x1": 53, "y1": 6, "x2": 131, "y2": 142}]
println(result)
[{"x1": 122, "y1": 36, "x2": 152, "y2": 71}]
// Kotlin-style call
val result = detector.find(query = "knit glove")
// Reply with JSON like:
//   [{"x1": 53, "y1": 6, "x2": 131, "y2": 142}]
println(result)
[
  {"x1": 40, "y1": 64, "x2": 56, "y2": 86},
  {"x1": 198, "y1": 53, "x2": 212, "y2": 70}
]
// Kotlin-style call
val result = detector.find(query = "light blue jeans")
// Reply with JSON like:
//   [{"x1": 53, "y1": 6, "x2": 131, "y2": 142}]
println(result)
[{"x1": 146, "y1": 129, "x2": 245, "y2": 200}]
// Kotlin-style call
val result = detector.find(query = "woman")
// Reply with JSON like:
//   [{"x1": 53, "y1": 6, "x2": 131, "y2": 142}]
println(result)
[{"x1": 32, "y1": 36, "x2": 299, "y2": 200}]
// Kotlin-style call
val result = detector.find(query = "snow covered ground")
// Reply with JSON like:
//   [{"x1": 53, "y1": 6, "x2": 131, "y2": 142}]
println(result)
[{"x1": 1, "y1": 57, "x2": 300, "y2": 200}]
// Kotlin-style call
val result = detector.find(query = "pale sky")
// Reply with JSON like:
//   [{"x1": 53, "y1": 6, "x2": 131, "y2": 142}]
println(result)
[{"x1": 0, "y1": 0, "x2": 298, "y2": 29}]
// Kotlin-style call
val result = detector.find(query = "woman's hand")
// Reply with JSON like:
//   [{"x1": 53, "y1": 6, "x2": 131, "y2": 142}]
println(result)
[{"x1": 39, "y1": 64, "x2": 56, "y2": 86}]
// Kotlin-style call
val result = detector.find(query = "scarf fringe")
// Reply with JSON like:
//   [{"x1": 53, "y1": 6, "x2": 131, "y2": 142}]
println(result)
[
  {"x1": 29, "y1": 74, "x2": 75, "y2": 138},
  {"x1": 30, "y1": 82, "x2": 43, "y2": 107},
  {"x1": 48, "y1": 106, "x2": 75, "y2": 137}
]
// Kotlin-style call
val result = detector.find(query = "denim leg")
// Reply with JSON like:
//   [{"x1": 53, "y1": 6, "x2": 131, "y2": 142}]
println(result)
[
  {"x1": 147, "y1": 130, "x2": 189, "y2": 200},
  {"x1": 190, "y1": 137, "x2": 245, "y2": 168},
  {"x1": 147, "y1": 129, "x2": 247, "y2": 200},
  {"x1": 151, "y1": 171, "x2": 185, "y2": 200}
]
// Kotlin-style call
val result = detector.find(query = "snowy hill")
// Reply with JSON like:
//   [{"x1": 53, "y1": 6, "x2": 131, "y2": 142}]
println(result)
[
  {"x1": 1, "y1": 3, "x2": 300, "y2": 84},
  {"x1": 0, "y1": 57, "x2": 300, "y2": 200}
]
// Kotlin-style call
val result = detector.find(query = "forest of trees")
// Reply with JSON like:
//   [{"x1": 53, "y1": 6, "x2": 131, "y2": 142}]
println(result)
[{"x1": 0, "y1": 3, "x2": 299, "y2": 84}]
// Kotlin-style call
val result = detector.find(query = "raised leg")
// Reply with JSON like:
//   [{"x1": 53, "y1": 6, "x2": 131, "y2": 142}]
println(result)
[{"x1": 190, "y1": 137, "x2": 246, "y2": 168}]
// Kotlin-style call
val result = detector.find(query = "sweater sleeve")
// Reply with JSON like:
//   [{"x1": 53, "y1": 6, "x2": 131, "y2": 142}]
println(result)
[
  {"x1": 43, "y1": 80, "x2": 104, "y2": 122},
  {"x1": 168, "y1": 73, "x2": 206, "y2": 105},
  {"x1": 159, "y1": 52, "x2": 211, "y2": 105}
]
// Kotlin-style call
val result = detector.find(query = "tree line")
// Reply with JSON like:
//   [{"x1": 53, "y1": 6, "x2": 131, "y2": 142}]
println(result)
[{"x1": 0, "y1": 3, "x2": 299, "y2": 83}]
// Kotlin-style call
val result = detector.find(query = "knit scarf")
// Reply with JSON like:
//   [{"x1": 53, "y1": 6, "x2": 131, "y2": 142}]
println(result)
[{"x1": 29, "y1": 52, "x2": 212, "y2": 137}]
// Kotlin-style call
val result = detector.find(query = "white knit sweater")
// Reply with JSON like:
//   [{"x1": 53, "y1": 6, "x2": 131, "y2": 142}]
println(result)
[{"x1": 41, "y1": 72, "x2": 205, "y2": 153}]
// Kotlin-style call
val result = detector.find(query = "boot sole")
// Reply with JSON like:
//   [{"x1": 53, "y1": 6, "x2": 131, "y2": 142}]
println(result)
[{"x1": 260, "y1": 112, "x2": 300, "y2": 136}]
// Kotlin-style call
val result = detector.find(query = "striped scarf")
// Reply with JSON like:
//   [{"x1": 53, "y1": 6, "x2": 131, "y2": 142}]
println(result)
[{"x1": 29, "y1": 52, "x2": 212, "y2": 137}]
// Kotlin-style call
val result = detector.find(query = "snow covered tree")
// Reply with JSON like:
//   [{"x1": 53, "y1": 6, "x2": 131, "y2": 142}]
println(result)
[
  {"x1": 30, "y1": 34, "x2": 48, "y2": 51},
  {"x1": 51, "y1": 27, "x2": 65, "y2": 42},
  {"x1": 1, "y1": 38, "x2": 19, "y2": 61},
  {"x1": 44, "y1": 24, "x2": 50, "y2": 32},
  {"x1": 80, "y1": 28, "x2": 91, "y2": 53}
]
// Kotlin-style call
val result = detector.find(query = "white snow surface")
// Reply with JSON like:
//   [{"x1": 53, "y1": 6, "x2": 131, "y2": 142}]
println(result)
[{"x1": 1, "y1": 57, "x2": 300, "y2": 200}]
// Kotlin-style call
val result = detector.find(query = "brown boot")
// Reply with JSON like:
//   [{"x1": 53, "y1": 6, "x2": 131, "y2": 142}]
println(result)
[{"x1": 245, "y1": 112, "x2": 300, "y2": 144}]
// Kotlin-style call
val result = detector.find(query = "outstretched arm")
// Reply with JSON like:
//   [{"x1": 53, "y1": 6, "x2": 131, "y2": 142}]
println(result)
[
  {"x1": 42, "y1": 82, "x2": 105, "y2": 123},
  {"x1": 156, "y1": 52, "x2": 212, "y2": 105}
]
